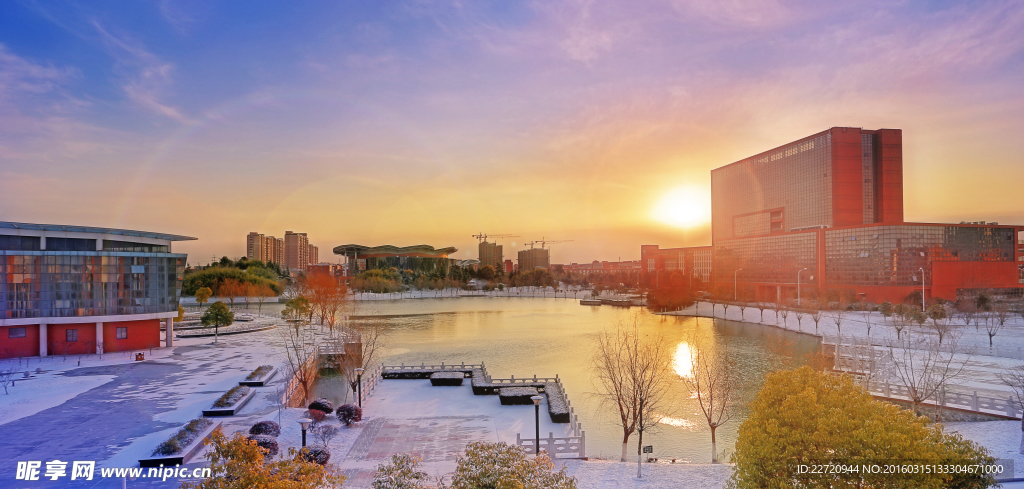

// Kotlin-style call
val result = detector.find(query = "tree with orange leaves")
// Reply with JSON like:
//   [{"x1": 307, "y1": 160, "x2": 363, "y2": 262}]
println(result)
[
  {"x1": 216, "y1": 278, "x2": 244, "y2": 309},
  {"x1": 304, "y1": 272, "x2": 349, "y2": 330}
]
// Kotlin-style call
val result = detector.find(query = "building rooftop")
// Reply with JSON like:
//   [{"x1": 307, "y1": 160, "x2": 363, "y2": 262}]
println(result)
[
  {"x1": 0, "y1": 221, "x2": 197, "y2": 241},
  {"x1": 333, "y1": 244, "x2": 457, "y2": 257}
]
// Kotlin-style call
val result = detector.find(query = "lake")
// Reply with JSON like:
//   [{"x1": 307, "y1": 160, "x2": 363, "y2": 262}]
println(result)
[{"x1": 264, "y1": 296, "x2": 819, "y2": 462}]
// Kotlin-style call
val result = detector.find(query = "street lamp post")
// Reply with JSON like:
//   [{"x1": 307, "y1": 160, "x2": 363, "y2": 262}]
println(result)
[
  {"x1": 797, "y1": 268, "x2": 809, "y2": 306},
  {"x1": 919, "y1": 267, "x2": 926, "y2": 310},
  {"x1": 298, "y1": 418, "x2": 312, "y2": 448},
  {"x1": 531, "y1": 395, "x2": 543, "y2": 455},
  {"x1": 734, "y1": 269, "x2": 743, "y2": 301},
  {"x1": 355, "y1": 367, "x2": 364, "y2": 407}
]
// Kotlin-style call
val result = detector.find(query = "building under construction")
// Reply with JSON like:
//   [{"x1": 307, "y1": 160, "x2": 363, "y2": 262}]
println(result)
[
  {"x1": 478, "y1": 241, "x2": 503, "y2": 270},
  {"x1": 518, "y1": 248, "x2": 549, "y2": 271}
]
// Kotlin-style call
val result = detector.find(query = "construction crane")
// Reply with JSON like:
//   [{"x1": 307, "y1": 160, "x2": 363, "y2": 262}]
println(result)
[
  {"x1": 525, "y1": 237, "x2": 573, "y2": 249},
  {"x1": 472, "y1": 233, "x2": 520, "y2": 243}
]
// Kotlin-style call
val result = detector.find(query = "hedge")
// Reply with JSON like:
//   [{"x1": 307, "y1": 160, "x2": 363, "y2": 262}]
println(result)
[{"x1": 182, "y1": 267, "x2": 282, "y2": 296}]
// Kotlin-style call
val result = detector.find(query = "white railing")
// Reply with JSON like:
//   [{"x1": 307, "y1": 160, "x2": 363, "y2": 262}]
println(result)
[
  {"x1": 380, "y1": 363, "x2": 586, "y2": 458},
  {"x1": 517, "y1": 430, "x2": 586, "y2": 459},
  {"x1": 863, "y1": 379, "x2": 1021, "y2": 419},
  {"x1": 825, "y1": 336, "x2": 1022, "y2": 419},
  {"x1": 384, "y1": 362, "x2": 485, "y2": 372},
  {"x1": 361, "y1": 363, "x2": 384, "y2": 398},
  {"x1": 823, "y1": 332, "x2": 1024, "y2": 362}
]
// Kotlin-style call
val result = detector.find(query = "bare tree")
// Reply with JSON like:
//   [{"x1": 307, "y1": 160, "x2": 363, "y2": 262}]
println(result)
[
  {"x1": 779, "y1": 307, "x2": 789, "y2": 329},
  {"x1": 810, "y1": 310, "x2": 823, "y2": 334},
  {"x1": 771, "y1": 297, "x2": 782, "y2": 324},
  {"x1": 983, "y1": 313, "x2": 1004, "y2": 348},
  {"x1": 927, "y1": 304, "x2": 954, "y2": 344},
  {"x1": 996, "y1": 364, "x2": 1024, "y2": 454},
  {"x1": 0, "y1": 368, "x2": 16, "y2": 394},
  {"x1": 592, "y1": 313, "x2": 672, "y2": 463},
  {"x1": 279, "y1": 319, "x2": 321, "y2": 407},
  {"x1": 795, "y1": 309, "x2": 805, "y2": 332},
  {"x1": 826, "y1": 292, "x2": 849, "y2": 339},
  {"x1": 310, "y1": 424, "x2": 339, "y2": 447},
  {"x1": 887, "y1": 330, "x2": 968, "y2": 416},
  {"x1": 891, "y1": 304, "x2": 912, "y2": 340},
  {"x1": 755, "y1": 302, "x2": 768, "y2": 323},
  {"x1": 340, "y1": 313, "x2": 388, "y2": 402},
  {"x1": 956, "y1": 300, "x2": 977, "y2": 330},
  {"x1": 680, "y1": 330, "x2": 736, "y2": 464},
  {"x1": 862, "y1": 305, "x2": 873, "y2": 337}
]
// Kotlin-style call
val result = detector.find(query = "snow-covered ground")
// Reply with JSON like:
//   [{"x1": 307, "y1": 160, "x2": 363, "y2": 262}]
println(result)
[
  {"x1": 946, "y1": 420, "x2": 1024, "y2": 478},
  {"x1": 667, "y1": 302, "x2": 1024, "y2": 398},
  {"x1": 5, "y1": 299, "x2": 1024, "y2": 487}
]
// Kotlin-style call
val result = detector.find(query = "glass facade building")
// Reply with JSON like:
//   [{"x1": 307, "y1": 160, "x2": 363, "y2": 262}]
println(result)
[
  {"x1": 0, "y1": 222, "x2": 194, "y2": 359},
  {"x1": 646, "y1": 127, "x2": 1023, "y2": 303},
  {"x1": 1, "y1": 254, "x2": 184, "y2": 319},
  {"x1": 713, "y1": 232, "x2": 818, "y2": 285},
  {"x1": 824, "y1": 225, "x2": 1015, "y2": 287},
  {"x1": 710, "y1": 127, "x2": 904, "y2": 242}
]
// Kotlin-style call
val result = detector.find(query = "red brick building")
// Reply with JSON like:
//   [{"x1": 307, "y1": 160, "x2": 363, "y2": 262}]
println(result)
[{"x1": 643, "y1": 127, "x2": 1024, "y2": 303}]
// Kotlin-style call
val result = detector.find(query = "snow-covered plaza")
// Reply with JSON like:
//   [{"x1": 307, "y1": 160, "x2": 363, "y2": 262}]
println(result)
[{"x1": 3, "y1": 299, "x2": 1024, "y2": 487}]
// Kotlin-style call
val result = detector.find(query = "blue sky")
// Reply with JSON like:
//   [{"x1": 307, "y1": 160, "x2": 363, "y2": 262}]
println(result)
[{"x1": 2, "y1": 0, "x2": 1023, "y2": 264}]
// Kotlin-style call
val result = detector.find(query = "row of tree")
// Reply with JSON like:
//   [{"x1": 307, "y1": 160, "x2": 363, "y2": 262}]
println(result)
[{"x1": 592, "y1": 312, "x2": 996, "y2": 486}]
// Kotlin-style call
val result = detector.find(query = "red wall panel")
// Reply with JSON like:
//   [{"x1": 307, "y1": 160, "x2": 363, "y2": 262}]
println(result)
[
  {"x1": 830, "y1": 128, "x2": 865, "y2": 228},
  {"x1": 47, "y1": 322, "x2": 98, "y2": 356},
  {"x1": 0, "y1": 325, "x2": 40, "y2": 358},
  {"x1": 103, "y1": 319, "x2": 161, "y2": 352},
  {"x1": 875, "y1": 129, "x2": 903, "y2": 223},
  {"x1": 931, "y1": 261, "x2": 1019, "y2": 301}
]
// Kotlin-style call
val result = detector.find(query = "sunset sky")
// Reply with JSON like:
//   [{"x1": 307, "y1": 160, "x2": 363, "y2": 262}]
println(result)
[{"x1": 2, "y1": 1, "x2": 1023, "y2": 265}]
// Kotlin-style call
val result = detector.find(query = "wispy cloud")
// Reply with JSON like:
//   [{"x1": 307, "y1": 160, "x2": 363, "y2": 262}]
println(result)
[{"x1": 89, "y1": 20, "x2": 189, "y2": 123}]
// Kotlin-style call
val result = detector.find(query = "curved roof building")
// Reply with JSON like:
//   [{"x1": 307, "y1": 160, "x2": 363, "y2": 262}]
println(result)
[{"x1": 333, "y1": 244, "x2": 457, "y2": 276}]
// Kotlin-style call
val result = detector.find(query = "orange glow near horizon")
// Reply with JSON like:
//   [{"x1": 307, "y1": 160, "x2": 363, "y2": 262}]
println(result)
[{"x1": 652, "y1": 187, "x2": 711, "y2": 229}]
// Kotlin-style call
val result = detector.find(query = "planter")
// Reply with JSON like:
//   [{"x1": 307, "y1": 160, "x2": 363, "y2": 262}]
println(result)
[
  {"x1": 499, "y1": 386, "x2": 540, "y2": 405},
  {"x1": 203, "y1": 389, "x2": 257, "y2": 417},
  {"x1": 239, "y1": 366, "x2": 278, "y2": 387},
  {"x1": 430, "y1": 371, "x2": 465, "y2": 386},
  {"x1": 139, "y1": 420, "x2": 222, "y2": 468}
]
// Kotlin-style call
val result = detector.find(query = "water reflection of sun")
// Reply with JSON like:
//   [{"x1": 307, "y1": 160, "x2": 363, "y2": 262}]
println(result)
[
  {"x1": 657, "y1": 414, "x2": 697, "y2": 429},
  {"x1": 673, "y1": 342, "x2": 693, "y2": 378}
]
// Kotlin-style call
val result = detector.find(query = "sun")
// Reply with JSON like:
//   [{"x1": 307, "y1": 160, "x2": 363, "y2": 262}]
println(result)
[{"x1": 652, "y1": 187, "x2": 710, "y2": 228}]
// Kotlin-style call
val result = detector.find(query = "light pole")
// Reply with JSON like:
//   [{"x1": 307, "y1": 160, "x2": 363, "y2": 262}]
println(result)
[
  {"x1": 298, "y1": 418, "x2": 312, "y2": 447},
  {"x1": 734, "y1": 269, "x2": 743, "y2": 301},
  {"x1": 531, "y1": 395, "x2": 543, "y2": 455},
  {"x1": 355, "y1": 367, "x2": 364, "y2": 407},
  {"x1": 797, "y1": 268, "x2": 808, "y2": 306},
  {"x1": 919, "y1": 267, "x2": 926, "y2": 310}
]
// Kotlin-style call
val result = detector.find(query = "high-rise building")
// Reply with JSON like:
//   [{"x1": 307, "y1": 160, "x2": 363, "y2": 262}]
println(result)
[
  {"x1": 478, "y1": 241, "x2": 502, "y2": 270},
  {"x1": 711, "y1": 127, "x2": 902, "y2": 242},
  {"x1": 503, "y1": 259, "x2": 514, "y2": 274},
  {"x1": 518, "y1": 248, "x2": 549, "y2": 272},
  {"x1": 643, "y1": 127, "x2": 1024, "y2": 303},
  {"x1": 247, "y1": 232, "x2": 265, "y2": 262},
  {"x1": 285, "y1": 231, "x2": 309, "y2": 272},
  {"x1": 246, "y1": 232, "x2": 284, "y2": 266}
]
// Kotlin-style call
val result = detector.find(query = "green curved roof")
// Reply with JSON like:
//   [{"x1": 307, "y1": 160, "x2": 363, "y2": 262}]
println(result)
[{"x1": 332, "y1": 244, "x2": 457, "y2": 257}]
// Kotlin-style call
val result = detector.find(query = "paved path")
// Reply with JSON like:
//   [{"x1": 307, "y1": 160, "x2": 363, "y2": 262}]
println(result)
[{"x1": 0, "y1": 329, "x2": 287, "y2": 488}]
